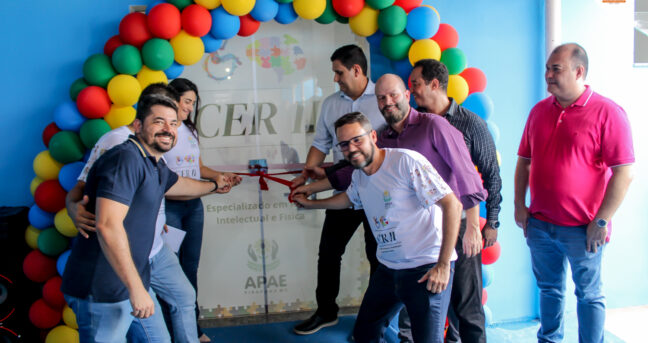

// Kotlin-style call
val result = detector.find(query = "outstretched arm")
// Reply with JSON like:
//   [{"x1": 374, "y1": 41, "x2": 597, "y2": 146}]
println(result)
[{"x1": 292, "y1": 192, "x2": 352, "y2": 210}]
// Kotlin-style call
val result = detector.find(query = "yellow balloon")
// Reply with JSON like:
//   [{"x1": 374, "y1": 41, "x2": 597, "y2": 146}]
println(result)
[
  {"x1": 55, "y1": 208, "x2": 78, "y2": 238},
  {"x1": 349, "y1": 6, "x2": 379, "y2": 37},
  {"x1": 137, "y1": 66, "x2": 168, "y2": 90},
  {"x1": 107, "y1": 74, "x2": 141, "y2": 107},
  {"x1": 25, "y1": 225, "x2": 41, "y2": 249},
  {"x1": 104, "y1": 105, "x2": 136, "y2": 129},
  {"x1": 497, "y1": 150, "x2": 501, "y2": 166},
  {"x1": 408, "y1": 39, "x2": 441, "y2": 66},
  {"x1": 195, "y1": 0, "x2": 221, "y2": 10},
  {"x1": 422, "y1": 4, "x2": 440, "y2": 21},
  {"x1": 221, "y1": 0, "x2": 254, "y2": 16},
  {"x1": 170, "y1": 30, "x2": 205, "y2": 66},
  {"x1": 63, "y1": 305, "x2": 78, "y2": 329},
  {"x1": 31, "y1": 176, "x2": 44, "y2": 196},
  {"x1": 45, "y1": 325, "x2": 79, "y2": 343},
  {"x1": 33, "y1": 150, "x2": 63, "y2": 180},
  {"x1": 447, "y1": 74, "x2": 469, "y2": 104},
  {"x1": 294, "y1": 0, "x2": 326, "y2": 20}
]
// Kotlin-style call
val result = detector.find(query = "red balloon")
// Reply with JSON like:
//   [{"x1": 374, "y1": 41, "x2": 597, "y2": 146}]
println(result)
[
  {"x1": 29, "y1": 299, "x2": 62, "y2": 329},
  {"x1": 77, "y1": 86, "x2": 112, "y2": 119},
  {"x1": 43, "y1": 276, "x2": 65, "y2": 309},
  {"x1": 482, "y1": 288, "x2": 488, "y2": 305},
  {"x1": 104, "y1": 35, "x2": 124, "y2": 57},
  {"x1": 393, "y1": 0, "x2": 422, "y2": 13},
  {"x1": 34, "y1": 180, "x2": 67, "y2": 213},
  {"x1": 23, "y1": 250, "x2": 57, "y2": 283},
  {"x1": 332, "y1": 0, "x2": 364, "y2": 17},
  {"x1": 460, "y1": 67, "x2": 487, "y2": 94},
  {"x1": 482, "y1": 241, "x2": 501, "y2": 265},
  {"x1": 431, "y1": 23, "x2": 459, "y2": 51},
  {"x1": 238, "y1": 14, "x2": 260, "y2": 37},
  {"x1": 148, "y1": 3, "x2": 182, "y2": 39},
  {"x1": 42, "y1": 122, "x2": 61, "y2": 148},
  {"x1": 479, "y1": 216, "x2": 487, "y2": 230},
  {"x1": 119, "y1": 12, "x2": 153, "y2": 48},
  {"x1": 182, "y1": 4, "x2": 212, "y2": 37}
]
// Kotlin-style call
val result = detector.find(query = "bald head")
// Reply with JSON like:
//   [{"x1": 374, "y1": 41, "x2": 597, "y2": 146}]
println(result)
[
  {"x1": 551, "y1": 43, "x2": 588, "y2": 78},
  {"x1": 375, "y1": 74, "x2": 411, "y2": 127}
]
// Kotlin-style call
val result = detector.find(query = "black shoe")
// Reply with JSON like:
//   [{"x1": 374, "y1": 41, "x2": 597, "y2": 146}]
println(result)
[{"x1": 293, "y1": 314, "x2": 339, "y2": 335}]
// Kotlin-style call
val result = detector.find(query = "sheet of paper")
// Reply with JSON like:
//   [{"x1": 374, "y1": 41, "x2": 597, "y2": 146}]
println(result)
[{"x1": 162, "y1": 225, "x2": 186, "y2": 253}]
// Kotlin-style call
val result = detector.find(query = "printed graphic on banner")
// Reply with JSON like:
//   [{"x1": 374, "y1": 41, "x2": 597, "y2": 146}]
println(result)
[{"x1": 187, "y1": 20, "x2": 372, "y2": 318}]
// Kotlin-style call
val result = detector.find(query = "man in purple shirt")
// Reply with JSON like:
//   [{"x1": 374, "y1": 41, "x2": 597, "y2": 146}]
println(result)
[{"x1": 293, "y1": 74, "x2": 486, "y2": 341}]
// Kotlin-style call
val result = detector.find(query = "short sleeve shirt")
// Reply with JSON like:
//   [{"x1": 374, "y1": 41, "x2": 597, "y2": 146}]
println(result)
[
  {"x1": 518, "y1": 86, "x2": 634, "y2": 227},
  {"x1": 163, "y1": 123, "x2": 201, "y2": 180},
  {"x1": 346, "y1": 148, "x2": 455, "y2": 269},
  {"x1": 61, "y1": 136, "x2": 179, "y2": 302}
]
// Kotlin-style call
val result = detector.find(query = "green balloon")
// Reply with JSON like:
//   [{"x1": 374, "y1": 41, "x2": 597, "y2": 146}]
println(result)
[
  {"x1": 111, "y1": 45, "x2": 143, "y2": 75},
  {"x1": 80, "y1": 119, "x2": 112, "y2": 149},
  {"x1": 378, "y1": 6, "x2": 407, "y2": 36},
  {"x1": 167, "y1": 0, "x2": 193, "y2": 10},
  {"x1": 38, "y1": 228, "x2": 69, "y2": 257},
  {"x1": 69, "y1": 78, "x2": 88, "y2": 101},
  {"x1": 440, "y1": 48, "x2": 467, "y2": 75},
  {"x1": 48, "y1": 131, "x2": 85, "y2": 164},
  {"x1": 336, "y1": 15, "x2": 349, "y2": 24},
  {"x1": 367, "y1": 0, "x2": 394, "y2": 10},
  {"x1": 83, "y1": 54, "x2": 117, "y2": 88},
  {"x1": 142, "y1": 38, "x2": 175, "y2": 71},
  {"x1": 316, "y1": 0, "x2": 339, "y2": 24},
  {"x1": 380, "y1": 33, "x2": 413, "y2": 61},
  {"x1": 276, "y1": 0, "x2": 293, "y2": 3}
]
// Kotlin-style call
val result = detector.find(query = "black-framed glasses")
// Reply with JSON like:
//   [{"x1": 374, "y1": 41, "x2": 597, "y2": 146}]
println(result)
[{"x1": 336, "y1": 132, "x2": 370, "y2": 151}]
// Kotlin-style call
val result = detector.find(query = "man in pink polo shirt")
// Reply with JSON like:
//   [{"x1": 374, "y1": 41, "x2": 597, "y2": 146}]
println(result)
[{"x1": 514, "y1": 43, "x2": 634, "y2": 343}]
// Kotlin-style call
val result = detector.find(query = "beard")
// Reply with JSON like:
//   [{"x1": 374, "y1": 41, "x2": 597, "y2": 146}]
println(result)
[
  {"x1": 149, "y1": 131, "x2": 176, "y2": 153},
  {"x1": 381, "y1": 103, "x2": 407, "y2": 125},
  {"x1": 346, "y1": 144, "x2": 374, "y2": 169}
]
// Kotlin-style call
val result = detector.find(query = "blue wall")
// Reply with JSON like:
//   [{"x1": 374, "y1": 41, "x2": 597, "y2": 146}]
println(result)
[{"x1": 4, "y1": 0, "x2": 643, "y2": 325}]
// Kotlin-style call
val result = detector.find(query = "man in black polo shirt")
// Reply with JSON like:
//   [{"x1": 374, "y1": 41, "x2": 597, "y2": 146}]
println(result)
[{"x1": 61, "y1": 94, "x2": 228, "y2": 342}]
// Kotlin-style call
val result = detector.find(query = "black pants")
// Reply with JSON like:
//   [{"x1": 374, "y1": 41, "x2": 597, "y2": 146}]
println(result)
[
  {"x1": 399, "y1": 218, "x2": 486, "y2": 343},
  {"x1": 315, "y1": 208, "x2": 379, "y2": 319}
]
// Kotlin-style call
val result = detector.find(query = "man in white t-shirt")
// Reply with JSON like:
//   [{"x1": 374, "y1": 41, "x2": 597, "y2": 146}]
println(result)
[{"x1": 293, "y1": 112, "x2": 462, "y2": 343}]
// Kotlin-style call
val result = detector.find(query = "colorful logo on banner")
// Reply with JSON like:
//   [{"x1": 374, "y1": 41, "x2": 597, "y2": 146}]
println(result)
[
  {"x1": 203, "y1": 41, "x2": 243, "y2": 81},
  {"x1": 246, "y1": 35, "x2": 306, "y2": 81},
  {"x1": 247, "y1": 239, "x2": 280, "y2": 272}
]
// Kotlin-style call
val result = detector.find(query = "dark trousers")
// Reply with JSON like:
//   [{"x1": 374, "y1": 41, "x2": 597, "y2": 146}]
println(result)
[
  {"x1": 446, "y1": 218, "x2": 486, "y2": 343},
  {"x1": 163, "y1": 198, "x2": 205, "y2": 338},
  {"x1": 398, "y1": 219, "x2": 485, "y2": 343},
  {"x1": 315, "y1": 208, "x2": 378, "y2": 319},
  {"x1": 354, "y1": 263, "x2": 454, "y2": 343}
]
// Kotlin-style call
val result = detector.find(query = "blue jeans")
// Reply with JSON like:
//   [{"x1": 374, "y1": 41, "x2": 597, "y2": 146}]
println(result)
[
  {"x1": 353, "y1": 262, "x2": 454, "y2": 343},
  {"x1": 526, "y1": 217, "x2": 605, "y2": 343},
  {"x1": 164, "y1": 198, "x2": 204, "y2": 337},
  {"x1": 64, "y1": 289, "x2": 170, "y2": 343},
  {"x1": 127, "y1": 245, "x2": 198, "y2": 343}
]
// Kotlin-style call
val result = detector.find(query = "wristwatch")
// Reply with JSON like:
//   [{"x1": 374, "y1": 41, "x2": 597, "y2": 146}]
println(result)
[
  {"x1": 210, "y1": 180, "x2": 219, "y2": 192},
  {"x1": 595, "y1": 218, "x2": 608, "y2": 228},
  {"x1": 487, "y1": 220, "x2": 500, "y2": 229}
]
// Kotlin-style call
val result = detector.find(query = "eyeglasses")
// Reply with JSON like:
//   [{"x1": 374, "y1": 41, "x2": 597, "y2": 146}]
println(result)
[{"x1": 336, "y1": 132, "x2": 370, "y2": 151}]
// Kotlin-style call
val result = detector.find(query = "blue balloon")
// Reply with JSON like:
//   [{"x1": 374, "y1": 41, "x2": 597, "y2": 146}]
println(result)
[
  {"x1": 479, "y1": 201, "x2": 487, "y2": 218},
  {"x1": 164, "y1": 62, "x2": 185, "y2": 79},
  {"x1": 201, "y1": 34, "x2": 223, "y2": 54},
  {"x1": 462, "y1": 92, "x2": 494, "y2": 120},
  {"x1": 210, "y1": 7, "x2": 240, "y2": 39},
  {"x1": 368, "y1": 50, "x2": 391, "y2": 84},
  {"x1": 391, "y1": 58, "x2": 413, "y2": 85},
  {"x1": 487, "y1": 120, "x2": 500, "y2": 145},
  {"x1": 57, "y1": 249, "x2": 71, "y2": 276},
  {"x1": 405, "y1": 6, "x2": 440, "y2": 40},
  {"x1": 483, "y1": 305, "x2": 493, "y2": 326},
  {"x1": 250, "y1": 0, "x2": 279, "y2": 22},
  {"x1": 29, "y1": 204, "x2": 54, "y2": 230},
  {"x1": 275, "y1": 3, "x2": 298, "y2": 24},
  {"x1": 366, "y1": 30, "x2": 384, "y2": 50},
  {"x1": 58, "y1": 161, "x2": 85, "y2": 192},
  {"x1": 54, "y1": 100, "x2": 86, "y2": 131},
  {"x1": 482, "y1": 264, "x2": 494, "y2": 288}
]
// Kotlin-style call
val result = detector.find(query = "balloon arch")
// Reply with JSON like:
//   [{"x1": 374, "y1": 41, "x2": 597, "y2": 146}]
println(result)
[{"x1": 25, "y1": 0, "x2": 502, "y2": 340}]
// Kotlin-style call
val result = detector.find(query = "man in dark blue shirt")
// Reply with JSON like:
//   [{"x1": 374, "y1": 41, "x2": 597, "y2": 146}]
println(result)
[{"x1": 61, "y1": 94, "x2": 228, "y2": 342}]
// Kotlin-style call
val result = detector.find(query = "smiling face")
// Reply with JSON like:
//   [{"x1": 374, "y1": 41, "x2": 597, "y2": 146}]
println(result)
[
  {"x1": 409, "y1": 66, "x2": 436, "y2": 110},
  {"x1": 336, "y1": 122, "x2": 376, "y2": 169},
  {"x1": 177, "y1": 90, "x2": 197, "y2": 122},
  {"x1": 375, "y1": 75, "x2": 410, "y2": 125},
  {"x1": 136, "y1": 104, "x2": 178, "y2": 155}
]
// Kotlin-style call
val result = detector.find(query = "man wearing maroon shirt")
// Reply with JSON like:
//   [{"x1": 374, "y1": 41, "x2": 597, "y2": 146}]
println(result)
[{"x1": 515, "y1": 43, "x2": 634, "y2": 343}]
